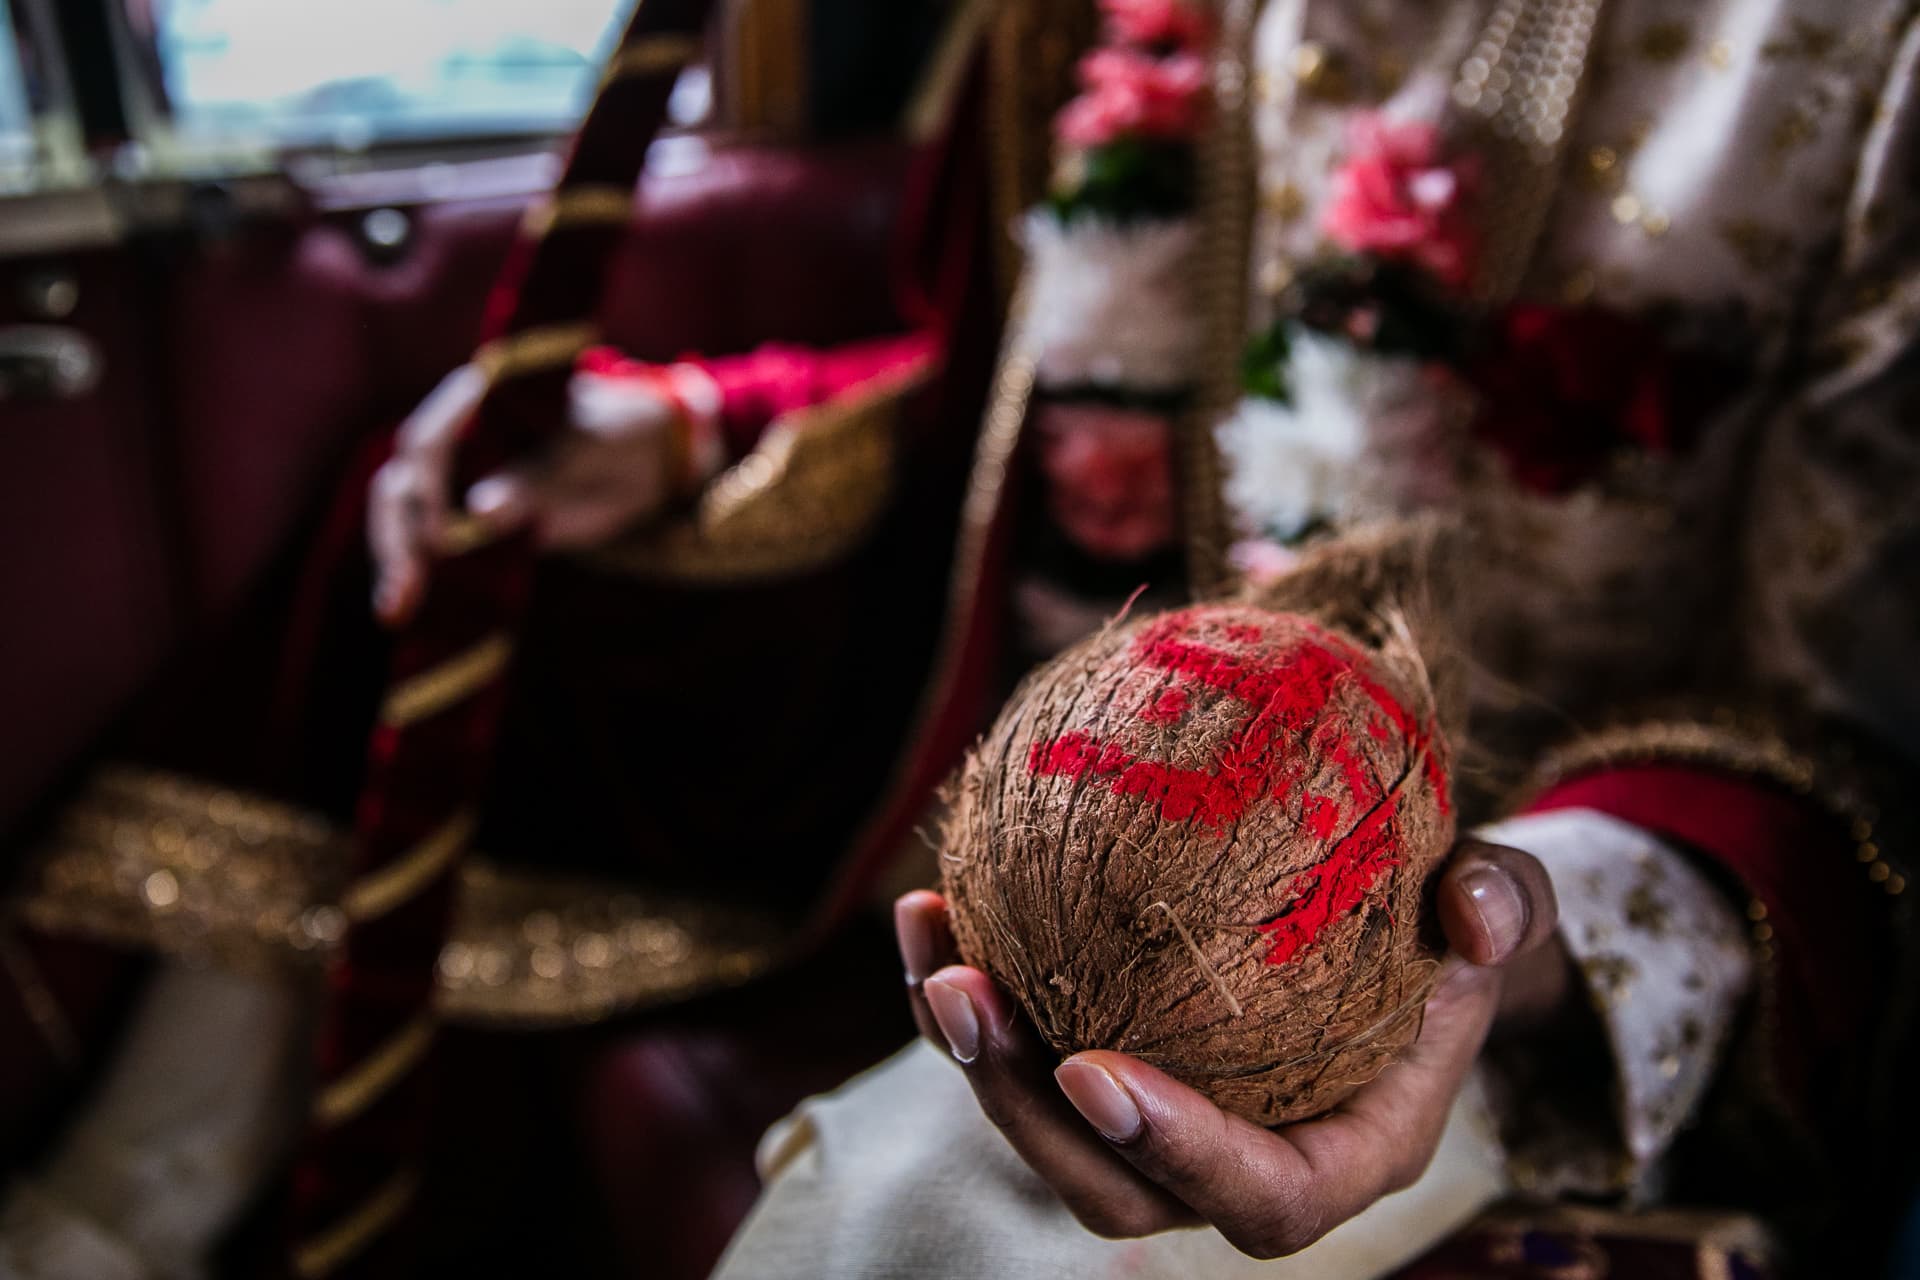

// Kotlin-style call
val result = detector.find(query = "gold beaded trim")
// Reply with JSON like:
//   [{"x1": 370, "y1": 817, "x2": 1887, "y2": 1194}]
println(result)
[
  {"x1": 312, "y1": 1013, "x2": 438, "y2": 1128},
  {"x1": 292, "y1": 1168, "x2": 419, "y2": 1278},
  {"x1": 1527, "y1": 718, "x2": 1903, "y2": 902},
  {"x1": 1180, "y1": 0, "x2": 1257, "y2": 595},
  {"x1": 11, "y1": 768, "x2": 789, "y2": 1027},
  {"x1": 1452, "y1": 0, "x2": 1607, "y2": 304},
  {"x1": 379, "y1": 635, "x2": 513, "y2": 729},
  {"x1": 472, "y1": 323, "x2": 599, "y2": 386}
]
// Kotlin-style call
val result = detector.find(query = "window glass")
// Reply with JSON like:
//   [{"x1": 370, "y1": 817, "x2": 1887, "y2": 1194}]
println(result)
[
  {"x1": 0, "y1": 1, "x2": 34, "y2": 180},
  {"x1": 153, "y1": 0, "x2": 637, "y2": 148}
]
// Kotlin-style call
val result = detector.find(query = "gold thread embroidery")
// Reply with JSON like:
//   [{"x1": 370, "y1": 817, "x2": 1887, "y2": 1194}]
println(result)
[
  {"x1": 15, "y1": 768, "x2": 789, "y2": 1025},
  {"x1": 600, "y1": 33, "x2": 703, "y2": 88},
  {"x1": 472, "y1": 323, "x2": 598, "y2": 386},
  {"x1": 292, "y1": 1169, "x2": 420, "y2": 1278},
  {"x1": 1766, "y1": 105, "x2": 1820, "y2": 170},
  {"x1": 522, "y1": 186, "x2": 635, "y2": 239},
  {"x1": 1635, "y1": 20, "x2": 1693, "y2": 62},
  {"x1": 1760, "y1": 18, "x2": 1840, "y2": 62},
  {"x1": 1183, "y1": 0, "x2": 1258, "y2": 593},
  {"x1": 379, "y1": 635, "x2": 513, "y2": 728},
  {"x1": 313, "y1": 1014, "x2": 437, "y2": 1128},
  {"x1": 340, "y1": 811, "x2": 476, "y2": 923},
  {"x1": 589, "y1": 361, "x2": 930, "y2": 582},
  {"x1": 1715, "y1": 219, "x2": 1796, "y2": 272}
]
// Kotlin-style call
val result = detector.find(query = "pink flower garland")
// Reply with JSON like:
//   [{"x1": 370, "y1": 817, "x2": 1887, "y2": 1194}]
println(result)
[
  {"x1": 1056, "y1": 48, "x2": 1209, "y2": 149},
  {"x1": 1035, "y1": 402, "x2": 1178, "y2": 560},
  {"x1": 1321, "y1": 114, "x2": 1479, "y2": 289},
  {"x1": 1101, "y1": 0, "x2": 1213, "y2": 49},
  {"x1": 1053, "y1": 0, "x2": 1210, "y2": 151}
]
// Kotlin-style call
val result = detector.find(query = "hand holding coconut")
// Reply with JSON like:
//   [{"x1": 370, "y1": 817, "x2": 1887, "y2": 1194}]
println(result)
[{"x1": 898, "y1": 525, "x2": 1570, "y2": 1256}]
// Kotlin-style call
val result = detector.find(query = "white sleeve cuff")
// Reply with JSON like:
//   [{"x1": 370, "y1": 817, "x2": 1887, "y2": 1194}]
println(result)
[{"x1": 1477, "y1": 808, "x2": 1753, "y2": 1195}]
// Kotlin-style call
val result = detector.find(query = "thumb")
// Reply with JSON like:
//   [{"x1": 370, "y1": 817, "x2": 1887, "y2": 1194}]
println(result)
[{"x1": 1436, "y1": 839, "x2": 1559, "y2": 967}]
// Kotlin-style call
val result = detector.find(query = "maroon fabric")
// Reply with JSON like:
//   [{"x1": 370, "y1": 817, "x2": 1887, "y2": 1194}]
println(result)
[
  {"x1": 0, "y1": 251, "x2": 179, "y2": 840},
  {"x1": 577, "y1": 921, "x2": 914, "y2": 1280},
  {"x1": 602, "y1": 143, "x2": 912, "y2": 361},
  {"x1": 295, "y1": 2, "x2": 724, "y2": 1271}
]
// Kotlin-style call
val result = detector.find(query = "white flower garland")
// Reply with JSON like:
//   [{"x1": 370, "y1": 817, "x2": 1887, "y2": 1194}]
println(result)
[
  {"x1": 1019, "y1": 211, "x2": 1203, "y2": 394},
  {"x1": 1215, "y1": 331, "x2": 1460, "y2": 543}
]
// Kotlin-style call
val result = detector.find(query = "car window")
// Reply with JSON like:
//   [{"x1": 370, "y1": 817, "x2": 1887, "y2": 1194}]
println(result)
[
  {"x1": 151, "y1": 0, "x2": 639, "y2": 149},
  {"x1": 0, "y1": 2, "x2": 35, "y2": 182}
]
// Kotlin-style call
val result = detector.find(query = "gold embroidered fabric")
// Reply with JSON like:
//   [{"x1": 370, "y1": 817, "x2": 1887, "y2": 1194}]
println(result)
[
  {"x1": 10, "y1": 768, "x2": 788, "y2": 1028},
  {"x1": 588, "y1": 363, "x2": 929, "y2": 583}
]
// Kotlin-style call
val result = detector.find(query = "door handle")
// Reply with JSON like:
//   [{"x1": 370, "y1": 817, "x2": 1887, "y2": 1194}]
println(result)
[{"x1": 0, "y1": 326, "x2": 104, "y2": 402}]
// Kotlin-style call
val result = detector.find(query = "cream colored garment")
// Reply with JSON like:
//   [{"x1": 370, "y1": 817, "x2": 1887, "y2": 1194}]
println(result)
[
  {"x1": 1241, "y1": 0, "x2": 1920, "y2": 752},
  {"x1": 715, "y1": 812, "x2": 1745, "y2": 1279},
  {"x1": 1481, "y1": 810, "x2": 1753, "y2": 1200},
  {"x1": 712, "y1": 1040, "x2": 1508, "y2": 1280},
  {"x1": 0, "y1": 966, "x2": 307, "y2": 1280}
]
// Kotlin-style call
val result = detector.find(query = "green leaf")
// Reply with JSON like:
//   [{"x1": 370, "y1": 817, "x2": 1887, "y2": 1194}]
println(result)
[{"x1": 1238, "y1": 320, "x2": 1292, "y2": 403}]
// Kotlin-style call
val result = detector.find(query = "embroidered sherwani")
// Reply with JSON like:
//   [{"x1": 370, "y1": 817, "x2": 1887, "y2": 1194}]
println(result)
[{"x1": 711, "y1": 1, "x2": 1920, "y2": 1276}]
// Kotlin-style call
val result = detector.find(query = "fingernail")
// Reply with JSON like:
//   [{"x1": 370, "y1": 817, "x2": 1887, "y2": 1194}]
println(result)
[
  {"x1": 924, "y1": 977, "x2": 981, "y2": 1064},
  {"x1": 1055, "y1": 1061, "x2": 1143, "y2": 1143},
  {"x1": 895, "y1": 897, "x2": 935, "y2": 985},
  {"x1": 1461, "y1": 865, "x2": 1527, "y2": 962}
]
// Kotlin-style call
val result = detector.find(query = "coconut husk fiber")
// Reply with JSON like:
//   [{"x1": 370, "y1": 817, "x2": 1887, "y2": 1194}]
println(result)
[{"x1": 942, "y1": 521, "x2": 1465, "y2": 1126}]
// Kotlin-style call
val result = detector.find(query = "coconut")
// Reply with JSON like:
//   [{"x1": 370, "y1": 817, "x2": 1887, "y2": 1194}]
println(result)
[{"x1": 941, "y1": 527, "x2": 1460, "y2": 1125}]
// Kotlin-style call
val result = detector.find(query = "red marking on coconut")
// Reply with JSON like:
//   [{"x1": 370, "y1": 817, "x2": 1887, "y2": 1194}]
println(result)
[
  {"x1": 1257, "y1": 798, "x2": 1403, "y2": 965},
  {"x1": 1025, "y1": 608, "x2": 1446, "y2": 966},
  {"x1": 1139, "y1": 686, "x2": 1189, "y2": 723},
  {"x1": 1302, "y1": 795, "x2": 1340, "y2": 840}
]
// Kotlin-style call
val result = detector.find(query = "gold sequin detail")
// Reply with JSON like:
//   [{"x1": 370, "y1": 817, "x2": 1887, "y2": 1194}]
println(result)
[
  {"x1": 1624, "y1": 883, "x2": 1671, "y2": 934},
  {"x1": 1767, "y1": 107, "x2": 1820, "y2": 167},
  {"x1": 15, "y1": 768, "x2": 790, "y2": 1027},
  {"x1": 590, "y1": 360, "x2": 926, "y2": 582},
  {"x1": 1636, "y1": 21, "x2": 1693, "y2": 62},
  {"x1": 1716, "y1": 219, "x2": 1796, "y2": 272},
  {"x1": 292, "y1": 1169, "x2": 420, "y2": 1278},
  {"x1": 1761, "y1": 18, "x2": 1840, "y2": 61},
  {"x1": 1582, "y1": 954, "x2": 1637, "y2": 1006}
]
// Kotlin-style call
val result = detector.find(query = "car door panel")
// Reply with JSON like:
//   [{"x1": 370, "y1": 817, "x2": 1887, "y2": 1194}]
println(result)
[{"x1": 0, "y1": 248, "x2": 177, "y2": 831}]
